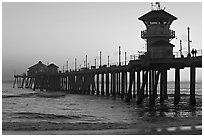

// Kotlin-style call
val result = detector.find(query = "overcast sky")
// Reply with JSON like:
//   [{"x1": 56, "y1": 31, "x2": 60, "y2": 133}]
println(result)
[{"x1": 2, "y1": 2, "x2": 202, "y2": 81}]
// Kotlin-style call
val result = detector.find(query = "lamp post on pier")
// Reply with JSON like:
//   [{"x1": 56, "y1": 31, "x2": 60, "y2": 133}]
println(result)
[
  {"x1": 66, "y1": 60, "x2": 68, "y2": 72},
  {"x1": 125, "y1": 52, "x2": 127, "y2": 65},
  {"x1": 75, "y1": 58, "x2": 77, "y2": 71},
  {"x1": 187, "y1": 27, "x2": 192, "y2": 57},
  {"x1": 85, "y1": 55, "x2": 88, "y2": 68},
  {"x1": 179, "y1": 40, "x2": 184, "y2": 58},
  {"x1": 108, "y1": 56, "x2": 110, "y2": 67},
  {"x1": 119, "y1": 46, "x2": 121, "y2": 66},
  {"x1": 100, "y1": 51, "x2": 102, "y2": 67}
]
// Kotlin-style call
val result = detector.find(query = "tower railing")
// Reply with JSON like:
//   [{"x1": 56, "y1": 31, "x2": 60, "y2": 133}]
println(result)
[{"x1": 141, "y1": 29, "x2": 175, "y2": 39}]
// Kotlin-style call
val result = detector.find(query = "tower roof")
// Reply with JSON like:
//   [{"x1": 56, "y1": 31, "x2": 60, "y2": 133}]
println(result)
[{"x1": 138, "y1": 10, "x2": 177, "y2": 21}]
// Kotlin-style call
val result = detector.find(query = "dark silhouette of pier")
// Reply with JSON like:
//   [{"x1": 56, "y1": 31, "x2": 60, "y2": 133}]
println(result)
[
  {"x1": 13, "y1": 3, "x2": 202, "y2": 106},
  {"x1": 13, "y1": 54, "x2": 202, "y2": 106}
]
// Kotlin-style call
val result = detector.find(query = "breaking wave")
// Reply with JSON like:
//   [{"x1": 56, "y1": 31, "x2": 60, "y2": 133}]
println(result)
[
  {"x1": 2, "y1": 92, "x2": 66, "y2": 98},
  {"x1": 2, "y1": 93, "x2": 36, "y2": 98},
  {"x1": 13, "y1": 112, "x2": 88, "y2": 120}
]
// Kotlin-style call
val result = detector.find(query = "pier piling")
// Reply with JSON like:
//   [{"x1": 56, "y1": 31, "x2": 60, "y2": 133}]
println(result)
[
  {"x1": 101, "y1": 73, "x2": 104, "y2": 95},
  {"x1": 106, "y1": 73, "x2": 109, "y2": 96},
  {"x1": 174, "y1": 68, "x2": 181, "y2": 104},
  {"x1": 190, "y1": 66, "x2": 196, "y2": 106}
]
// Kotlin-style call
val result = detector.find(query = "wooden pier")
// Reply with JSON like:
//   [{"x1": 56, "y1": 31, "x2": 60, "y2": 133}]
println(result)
[
  {"x1": 13, "y1": 55, "x2": 202, "y2": 106},
  {"x1": 13, "y1": 3, "x2": 202, "y2": 106}
]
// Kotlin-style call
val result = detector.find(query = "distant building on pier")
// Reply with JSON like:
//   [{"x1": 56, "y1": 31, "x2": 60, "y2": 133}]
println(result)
[
  {"x1": 27, "y1": 61, "x2": 59, "y2": 76},
  {"x1": 47, "y1": 63, "x2": 59, "y2": 73}
]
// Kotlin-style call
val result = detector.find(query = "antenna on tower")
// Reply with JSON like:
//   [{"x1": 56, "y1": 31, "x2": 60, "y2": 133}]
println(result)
[
  {"x1": 155, "y1": 2, "x2": 161, "y2": 10},
  {"x1": 151, "y1": 2, "x2": 164, "y2": 11},
  {"x1": 151, "y1": 2, "x2": 154, "y2": 10}
]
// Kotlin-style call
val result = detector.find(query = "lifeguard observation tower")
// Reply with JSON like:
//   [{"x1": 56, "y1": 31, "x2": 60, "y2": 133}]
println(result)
[{"x1": 139, "y1": 2, "x2": 177, "y2": 59}]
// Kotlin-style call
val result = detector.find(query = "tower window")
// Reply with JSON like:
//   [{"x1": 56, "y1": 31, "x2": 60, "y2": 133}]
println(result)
[{"x1": 150, "y1": 21, "x2": 158, "y2": 25}]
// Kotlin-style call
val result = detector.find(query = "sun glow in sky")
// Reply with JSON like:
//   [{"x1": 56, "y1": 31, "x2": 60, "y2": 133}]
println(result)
[{"x1": 2, "y1": 2, "x2": 202, "y2": 81}]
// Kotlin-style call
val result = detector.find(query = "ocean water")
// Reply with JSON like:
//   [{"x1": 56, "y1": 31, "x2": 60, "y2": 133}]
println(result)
[{"x1": 2, "y1": 81, "x2": 202, "y2": 131}]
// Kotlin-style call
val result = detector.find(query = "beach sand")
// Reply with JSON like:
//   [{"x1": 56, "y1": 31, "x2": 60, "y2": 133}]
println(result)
[
  {"x1": 2, "y1": 115, "x2": 202, "y2": 135},
  {"x1": 3, "y1": 126, "x2": 202, "y2": 135}
]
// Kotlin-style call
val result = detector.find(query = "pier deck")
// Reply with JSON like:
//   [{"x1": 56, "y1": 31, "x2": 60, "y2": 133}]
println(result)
[{"x1": 13, "y1": 55, "x2": 202, "y2": 106}]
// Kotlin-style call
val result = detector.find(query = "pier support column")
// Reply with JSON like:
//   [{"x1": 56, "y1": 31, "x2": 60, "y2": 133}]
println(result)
[
  {"x1": 86, "y1": 74, "x2": 91, "y2": 95},
  {"x1": 72, "y1": 75, "x2": 75, "y2": 92},
  {"x1": 174, "y1": 68, "x2": 180, "y2": 104},
  {"x1": 125, "y1": 71, "x2": 127, "y2": 95},
  {"x1": 61, "y1": 77, "x2": 63, "y2": 91},
  {"x1": 149, "y1": 70, "x2": 155, "y2": 105},
  {"x1": 70, "y1": 75, "x2": 73, "y2": 91},
  {"x1": 96, "y1": 74, "x2": 100, "y2": 95},
  {"x1": 160, "y1": 69, "x2": 168, "y2": 102},
  {"x1": 33, "y1": 78, "x2": 36, "y2": 91},
  {"x1": 106, "y1": 73, "x2": 109, "y2": 96},
  {"x1": 152, "y1": 70, "x2": 156, "y2": 98},
  {"x1": 159, "y1": 69, "x2": 168, "y2": 101},
  {"x1": 145, "y1": 70, "x2": 148, "y2": 97},
  {"x1": 160, "y1": 70, "x2": 164, "y2": 102},
  {"x1": 68, "y1": 76, "x2": 71, "y2": 91},
  {"x1": 87, "y1": 75, "x2": 91, "y2": 94},
  {"x1": 13, "y1": 76, "x2": 16, "y2": 88},
  {"x1": 140, "y1": 70, "x2": 146, "y2": 98},
  {"x1": 75, "y1": 75, "x2": 79, "y2": 93},
  {"x1": 118, "y1": 72, "x2": 121, "y2": 96},
  {"x1": 153, "y1": 71, "x2": 160, "y2": 99},
  {"x1": 65, "y1": 77, "x2": 68, "y2": 91},
  {"x1": 116, "y1": 72, "x2": 118, "y2": 95},
  {"x1": 112, "y1": 72, "x2": 116, "y2": 96},
  {"x1": 101, "y1": 73, "x2": 104, "y2": 95},
  {"x1": 116, "y1": 72, "x2": 120, "y2": 95},
  {"x1": 190, "y1": 66, "x2": 196, "y2": 106},
  {"x1": 111, "y1": 73, "x2": 113, "y2": 95},
  {"x1": 81, "y1": 75, "x2": 84, "y2": 93},
  {"x1": 163, "y1": 69, "x2": 168, "y2": 100},
  {"x1": 91, "y1": 74, "x2": 95, "y2": 95},
  {"x1": 136, "y1": 70, "x2": 140, "y2": 96},
  {"x1": 126, "y1": 70, "x2": 135, "y2": 102},
  {"x1": 17, "y1": 77, "x2": 19, "y2": 88},
  {"x1": 18, "y1": 77, "x2": 21, "y2": 88},
  {"x1": 121, "y1": 71, "x2": 125, "y2": 99},
  {"x1": 149, "y1": 70, "x2": 152, "y2": 97},
  {"x1": 67, "y1": 76, "x2": 70, "y2": 91},
  {"x1": 25, "y1": 77, "x2": 29, "y2": 88},
  {"x1": 133, "y1": 71, "x2": 136, "y2": 98},
  {"x1": 137, "y1": 70, "x2": 146, "y2": 104}
]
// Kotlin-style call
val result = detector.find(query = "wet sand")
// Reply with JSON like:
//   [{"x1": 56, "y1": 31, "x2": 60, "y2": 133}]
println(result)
[
  {"x1": 2, "y1": 115, "x2": 202, "y2": 135},
  {"x1": 3, "y1": 127, "x2": 202, "y2": 135}
]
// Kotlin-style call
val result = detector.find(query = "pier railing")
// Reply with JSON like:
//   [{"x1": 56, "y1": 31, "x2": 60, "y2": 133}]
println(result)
[
  {"x1": 173, "y1": 49, "x2": 202, "y2": 58},
  {"x1": 130, "y1": 51, "x2": 146, "y2": 60},
  {"x1": 75, "y1": 49, "x2": 202, "y2": 70},
  {"x1": 130, "y1": 49, "x2": 202, "y2": 61},
  {"x1": 62, "y1": 49, "x2": 202, "y2": 71}
]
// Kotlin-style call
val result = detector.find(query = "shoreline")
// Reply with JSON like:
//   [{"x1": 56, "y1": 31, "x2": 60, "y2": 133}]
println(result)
[
  {"x1": 2, "y1": 117, "x2": 202, "y2": 134},
  {"x1": 3, "y1": 126, "x2": 202, "y2": 135}
]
